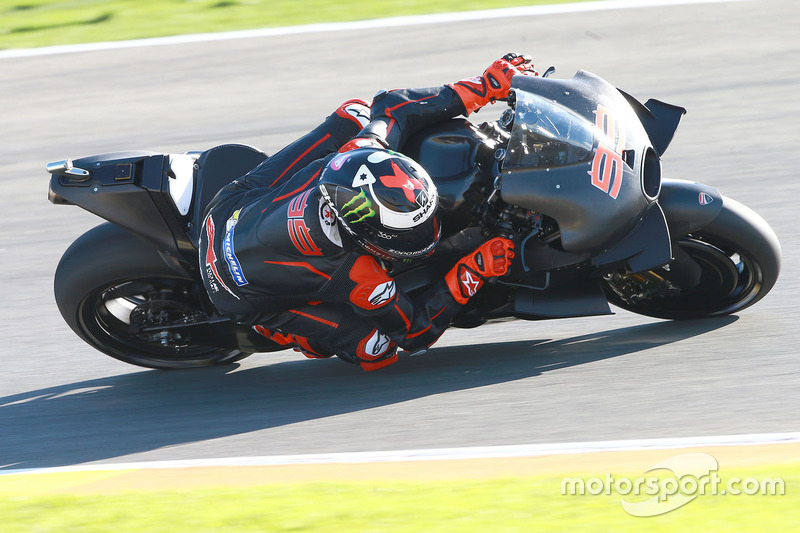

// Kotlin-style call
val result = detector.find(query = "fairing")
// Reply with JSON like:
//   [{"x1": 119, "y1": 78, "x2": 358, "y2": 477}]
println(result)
[{"x1": 501, "y1": 71, "x2": 663, "y2": 254}]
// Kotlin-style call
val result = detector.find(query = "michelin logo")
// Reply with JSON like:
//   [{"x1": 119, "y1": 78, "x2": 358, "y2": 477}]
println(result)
[{"x1": 223, "y1": 210, "x2": 249, "y2": 287}]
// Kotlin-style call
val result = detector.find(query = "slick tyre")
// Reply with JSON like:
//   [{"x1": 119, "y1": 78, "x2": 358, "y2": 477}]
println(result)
[{"x1": 54, "y1": 223, "x2": 251, "y2": 369}]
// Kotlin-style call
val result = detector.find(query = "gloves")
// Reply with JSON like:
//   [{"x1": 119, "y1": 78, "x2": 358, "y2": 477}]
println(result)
[
  {"x1": 450, "y1": 53, "x2": 538, "y2": 115},
  {"x1": 445, "y1": 237, "x2": 515, "y2": 305}
]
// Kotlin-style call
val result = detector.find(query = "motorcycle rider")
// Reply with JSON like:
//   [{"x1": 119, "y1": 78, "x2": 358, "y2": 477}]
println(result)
[{"x1": 199, "y1": 54, "x2": 537, "y2": 370}]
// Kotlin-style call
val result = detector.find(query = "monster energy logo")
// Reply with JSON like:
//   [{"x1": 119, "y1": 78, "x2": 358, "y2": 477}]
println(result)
[{"x1": 340, "y1": 189, "x2": 375, "y2": 223}]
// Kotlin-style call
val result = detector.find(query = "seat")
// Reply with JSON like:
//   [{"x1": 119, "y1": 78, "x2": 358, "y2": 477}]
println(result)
[{"x1": 187, "y1": 144, "x2": 268, "y2": 246}]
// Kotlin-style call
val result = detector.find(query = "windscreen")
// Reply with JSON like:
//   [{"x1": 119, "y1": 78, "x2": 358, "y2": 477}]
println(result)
[{"x1": 503, "y1": 90, "x2": 595, "y2": 169}]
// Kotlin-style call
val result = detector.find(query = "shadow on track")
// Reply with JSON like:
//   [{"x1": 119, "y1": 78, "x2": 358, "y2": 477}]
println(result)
[{"x1": 0, "y1": 316, "x2": 737, "y2": 470}]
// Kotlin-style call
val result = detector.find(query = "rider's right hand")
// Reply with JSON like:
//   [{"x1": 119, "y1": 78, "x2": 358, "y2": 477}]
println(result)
[
  {"x1": 450, "y1": 53, "x2": 538, "y2": 114},
  {"x1": 502, "y1": 53, "x2": 538, "y2": 77}
]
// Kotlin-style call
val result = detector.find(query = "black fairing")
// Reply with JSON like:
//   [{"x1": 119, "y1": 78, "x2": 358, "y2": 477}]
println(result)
[
  {"x1": 511, "y1": 273, "x2": 612, "y2": 319},
  {"x1": 48, "y1": 151, "x2": 188, "y2": 260},
  {"x1": 48, "y1": 145, "x2": 269, "y2": 267},
  {"x1": 502, "y1": 71, "x2": 662, "y2": 254},
  {"x1": 591, "y1": 202, "x2": 672, "y2": 274}
]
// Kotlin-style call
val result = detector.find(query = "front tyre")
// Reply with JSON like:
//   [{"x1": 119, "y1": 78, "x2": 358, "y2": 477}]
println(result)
[
  {"x1": 603, "y1": 196, "x2": 781, "y2": 319},
  {"x1": 54, "y1": 223, "x2": 251, "y2": 369}
]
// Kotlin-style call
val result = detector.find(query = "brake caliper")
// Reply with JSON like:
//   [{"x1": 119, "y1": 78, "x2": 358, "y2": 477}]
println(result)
[{"x1": 603, "y1": 270, "x2": 680, "y2": 303}]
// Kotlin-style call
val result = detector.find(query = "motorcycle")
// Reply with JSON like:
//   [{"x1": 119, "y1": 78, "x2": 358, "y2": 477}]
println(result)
[{"x1": 48, "y1": 69, "x2": 782, "y2": 369}]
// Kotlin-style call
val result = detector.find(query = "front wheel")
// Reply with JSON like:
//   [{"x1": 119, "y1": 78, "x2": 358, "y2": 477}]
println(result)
[
  {"x1": 54, "y1": 223, "x2": 252, "y2": 369},
  {"x1": 603, "y1": 197, "x2": 781, "y2": 319}
]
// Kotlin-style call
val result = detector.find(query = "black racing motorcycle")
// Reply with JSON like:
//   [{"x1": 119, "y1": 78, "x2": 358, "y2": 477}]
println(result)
[{"x1": 48, "y1": 69, "x2": 781, "y2": 369}]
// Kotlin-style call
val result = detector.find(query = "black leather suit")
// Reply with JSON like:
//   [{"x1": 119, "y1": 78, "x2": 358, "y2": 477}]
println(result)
[{"x1": 198, "y1": 85, "x2": 471, "y2": 368}]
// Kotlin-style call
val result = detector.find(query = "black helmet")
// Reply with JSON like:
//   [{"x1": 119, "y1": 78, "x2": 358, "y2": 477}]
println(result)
[{"x1": 318, "y1": 148, "x2": 440, "y2": 260}]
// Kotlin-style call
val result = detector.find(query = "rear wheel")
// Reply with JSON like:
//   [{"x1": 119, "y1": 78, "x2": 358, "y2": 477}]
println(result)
[
  {"x1": 54, "y1": 223, "x2": 251, "y2": 369},
  {"x1": 603, "y1": 197, "x2": 781, "y2": 319}
]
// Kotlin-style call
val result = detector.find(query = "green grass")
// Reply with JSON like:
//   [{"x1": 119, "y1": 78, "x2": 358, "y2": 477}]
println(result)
[
  {"x1": 0, "y1": 0, "x2": 591, "y2": 50},
  {"x1": 1, "y1": 463, "x2": 797, "y2": 531}
]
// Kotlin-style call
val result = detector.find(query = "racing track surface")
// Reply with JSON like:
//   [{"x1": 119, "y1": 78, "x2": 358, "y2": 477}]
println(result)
[{"x1": 1, "y1": 0, "x2": 798, "y2": 470}]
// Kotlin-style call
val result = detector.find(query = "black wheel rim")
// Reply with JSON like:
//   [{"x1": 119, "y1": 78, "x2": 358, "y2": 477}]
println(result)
[
  {"x1": 675, "y1": 238, "x2": 761, "y2": 314},
  {"x1": 605, "y1": 235, "x2": 763, "y2": 318},
  {"x1": 79, "y1": 277, "x2": 239, "y2": 367}
]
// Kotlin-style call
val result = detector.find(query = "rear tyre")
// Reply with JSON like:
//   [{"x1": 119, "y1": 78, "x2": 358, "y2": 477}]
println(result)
[
  {"x1": 54, "y1": 223, "x2": 251, "y2": 369},
  {"x1": 603, "y1": 196, "x2": 781, "y2": 319}
]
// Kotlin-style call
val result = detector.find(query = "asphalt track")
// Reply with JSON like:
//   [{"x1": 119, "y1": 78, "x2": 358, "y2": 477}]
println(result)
[{"x1": 1, "y1": 0, "x2": 798, "y2": 471}]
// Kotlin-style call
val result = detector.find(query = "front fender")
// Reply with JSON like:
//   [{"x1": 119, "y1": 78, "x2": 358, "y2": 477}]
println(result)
[{"x1": 659, "y1": 179, "x2": 724, "y2": 239}]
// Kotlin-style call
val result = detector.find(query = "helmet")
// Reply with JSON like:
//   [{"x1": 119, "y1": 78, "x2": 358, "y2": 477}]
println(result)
[{"x1": 318, "y1": 148, "x2": 440, "y2": 261}]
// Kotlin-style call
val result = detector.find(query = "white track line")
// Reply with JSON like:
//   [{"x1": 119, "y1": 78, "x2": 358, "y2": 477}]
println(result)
[
  {"x1": 0, "y1": 0, "x2": 749, "y2": 60},
  {"x1": 2, "y1": 432, "x2": 798, "y2": 476}
]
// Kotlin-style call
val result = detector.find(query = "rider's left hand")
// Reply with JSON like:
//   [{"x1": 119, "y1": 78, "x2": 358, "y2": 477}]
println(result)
[{"x1": 445, "y1": 237, "x2": 515, "y2": 304}]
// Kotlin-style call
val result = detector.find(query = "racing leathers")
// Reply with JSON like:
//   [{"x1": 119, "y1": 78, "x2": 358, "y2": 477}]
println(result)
[{"x1": 199, "y1": 57, "x2": 531, "y2": 370}]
